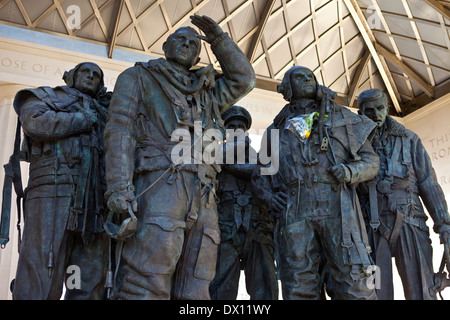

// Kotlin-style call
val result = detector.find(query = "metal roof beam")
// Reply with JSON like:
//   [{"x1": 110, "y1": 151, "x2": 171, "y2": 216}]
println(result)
[
  {"x1": 116, "y1": 0, "x2": 163, "y2": 42},
  {"x1": 0, "y1": 0, "x2": 9, "y2": 11},
  {"x1": 146, "y1": 0, "x2": 212, "y2": 51},
  {"x1": 370, "y1": 0, "x2": 415, "y2": 99},
  {"x1": 252, "y1": 0, "x2": 337, "y2": 74},
  {"x1": 402, "y1": 78, "x2": 450, "y2": 115},
  {"x1": 53, "y1": 0, "x2": 74, "y2": 36},
  {"x1": 123, "y1": 0, "x2": 149, "y2": 52},
  {"x1": 247, "y1": 0, "x2": 276, "y2": 63},
  {"x1": 14, "y1": 0, "x2": 31, "y2": 26},
  {"x1": 108, "y1": 0, "x2": 124, "y2": 58},
  {"x1": 375, "y1": 43, "x2": 435, "y2": 98},
  {"x1": 74, "y1": 0, "x2": 112, "y2": 33},
  {"x1": 348, "y1": 49, "x2": 370, "y2": 107},
  {"x1": 343, "y1": 0, "x2": 403, "y2": 115},
  {"x1": 272, "y1": 14, "x2": 356, "y2": 81},
  {"x1": 88, "y1": 0, "x2": 109, "y2": 40},
  {"x1": 401, "y1": 0, "x2": 435, "y2": 87},
  {"x1": 310, "y1": 0, "x2": 326, "y2": 85},
  {"x1": 424, "y1": 0, "x2": 450, "y2": 20},
  {"x1": 32, "y1": 0, "x2": 65, "y2": 28}
]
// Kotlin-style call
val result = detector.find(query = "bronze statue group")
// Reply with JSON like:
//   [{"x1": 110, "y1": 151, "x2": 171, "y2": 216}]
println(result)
[{"x1": 2, "y1": 15, "x2": 449, "y2": 300}]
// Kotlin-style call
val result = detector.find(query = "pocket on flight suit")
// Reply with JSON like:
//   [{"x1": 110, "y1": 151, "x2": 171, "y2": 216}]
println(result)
[
  {"x1": 194, "y1": 227, "x2": 221, "y2": 281},
  {"x1": 142, "y1": 216, "x2": 186, "y2": 275},
  {"x1": 283, "y1": 221, "x2": 309, "y2": 268}
]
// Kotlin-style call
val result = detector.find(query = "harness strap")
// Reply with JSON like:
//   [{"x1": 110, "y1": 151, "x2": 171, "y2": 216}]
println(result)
[
  {"x1": 67, "y1": 134, "x2": 92, "y2": 231},
  {"x1": 341, "y1": 184, "x2": 373, "y2": 280},
  {"x1": 368, "y1": 178, "x2": 380, "y2": 232}
]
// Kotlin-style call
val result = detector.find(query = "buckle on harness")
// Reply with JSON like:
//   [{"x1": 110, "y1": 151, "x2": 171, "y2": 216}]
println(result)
[
  {"x1": 370, "y1": 220, "x2": 380, "y2": 231},
  {"x1": 70, "y1": 207, "x2": 84, "y2": 215},
  {"x1": 0, "y1": 237, "x2": 8, "y2": 249},
  {"x1": 342, "y1": 241, "x2": 353, "y2": 249},
  {"x1": 320, "y1": 137, "x2": 329, "y2": 151}
]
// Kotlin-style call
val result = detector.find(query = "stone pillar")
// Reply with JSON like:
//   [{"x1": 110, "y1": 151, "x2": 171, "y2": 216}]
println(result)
[{"x1": 0, "y1": 84, "x2": 29, "y2": 300}]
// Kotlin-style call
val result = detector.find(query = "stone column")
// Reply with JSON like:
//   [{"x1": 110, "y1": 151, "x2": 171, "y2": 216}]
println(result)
[{"x1": 0, "y1": 84, "x2": 29, "y2": 300}]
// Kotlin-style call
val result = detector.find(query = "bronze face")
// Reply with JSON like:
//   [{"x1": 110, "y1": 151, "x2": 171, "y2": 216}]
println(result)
[
  {"x1": 226, "y1": 118, "x2": 248, "y2": 132},
  {"x1": 73, "y1": 63, "x2": 102, "y2": 97},
  {"x1": 163, "y1": 28, "x2": 201, "y2": 69},
  {"x1": 290, "y1": 67, "x2": 317, "y2": 100},
  {"x1": 360, "y1": 97, "x2": 389, "y2": 128}
]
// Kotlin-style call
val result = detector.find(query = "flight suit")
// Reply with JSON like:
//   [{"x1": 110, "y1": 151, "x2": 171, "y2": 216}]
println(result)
[
  {"x1": 12, "y1": 68, "x2": 109, "y2": 300},
  {"x1": 357, "y1": 115, "x2": 450, "y2": 299},
  {"x1": 255, "y1": 100, "x2": 379, "y2": 300},
  {"x1": 210, "y1": 162, "x2": 278, "y2": 300},
  {"x1": 104, "y1": 32, "x2": 255, "y2": 299}
]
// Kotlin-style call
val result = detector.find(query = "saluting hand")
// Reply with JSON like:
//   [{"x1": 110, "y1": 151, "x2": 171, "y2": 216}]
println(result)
[{"x1": 190, "y1": 15, "x2": 224, "y2": 44}]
